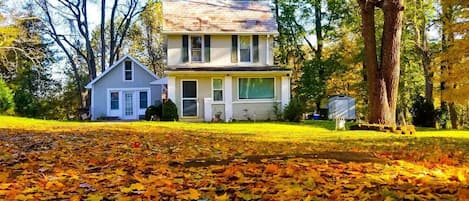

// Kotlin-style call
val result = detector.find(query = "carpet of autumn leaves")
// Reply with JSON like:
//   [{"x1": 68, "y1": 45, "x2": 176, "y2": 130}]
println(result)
[{"x1": 1, "y1": 117, "x2": 469, "y2": 200}]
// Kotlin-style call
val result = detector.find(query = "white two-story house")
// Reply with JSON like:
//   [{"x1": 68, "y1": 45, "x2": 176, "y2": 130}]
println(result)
[{"x1": 163, "y1": 0, "x2": 291, "y2": 121}]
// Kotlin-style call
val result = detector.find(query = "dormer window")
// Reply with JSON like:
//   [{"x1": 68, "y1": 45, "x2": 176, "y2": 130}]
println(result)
[{"x1": 124, "y1": 60, "x2": 133, "y2": 81}]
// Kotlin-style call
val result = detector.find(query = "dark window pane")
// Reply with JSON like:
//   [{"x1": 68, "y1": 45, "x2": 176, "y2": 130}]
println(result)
[
  {"x1": 183, "y1": 100, "x2": 197, "y2": 116},
  {"x1": 191, "y1": 50, "x2": 202, "y2": 62},
  {"x1": 183, "y1": 81, "x2": 197, "y2": 98},
  {"x1": 139, "y1": 91, "x2": 148, "y2": 109},
  {"x1": 214, "y1": 90, "x2": 223, "y2": 101},
  {"x1": 125, "y1": 71, "x2": 132, "y2": 80},
  {"x1": 125, "y1": 61, "x2": 132, "y2": 71},
  {"x1": 240, "y1": 49, "x2": 251, "y2": 62},
  {"x1": 111, "y1": 92, "x2": 119, "y2": 110}
]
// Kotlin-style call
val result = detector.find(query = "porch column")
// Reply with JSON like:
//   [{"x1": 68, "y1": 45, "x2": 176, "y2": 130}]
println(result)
[
  {"x1": 168, "y1": 76, "x2": 176, "y2": 102},
  {"x1": 224, "y1": 76, "x2": 233, "y2": 122},
  {"x1": 281, "y1": 76, "x2": 291, "y2": 110}
]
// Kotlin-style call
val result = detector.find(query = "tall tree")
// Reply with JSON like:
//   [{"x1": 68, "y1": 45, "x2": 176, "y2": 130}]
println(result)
[
  {"x1": 100, "y1": 0, "x2": 106, "y2": 72},
  {"x1": 358, "y1": 0, "x2": 405, "y2": 125},
  {"x1": 127, "y1": 0, "x2": 165, "y2": 76},
  {"x1": 437, "y1": 0, "x2": 469, "y2": 129},
  {"x1": 108, "y1": 0, "x2": 142, "y2": 65}
]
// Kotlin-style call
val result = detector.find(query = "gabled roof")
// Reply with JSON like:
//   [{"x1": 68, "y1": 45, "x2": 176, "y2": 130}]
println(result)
[
  {"x1": 162, "y1": 0, "x2": 278, "y2": 34},
  {"x1": 85, "y1": 54, "x2": 159, "y2": 89}
]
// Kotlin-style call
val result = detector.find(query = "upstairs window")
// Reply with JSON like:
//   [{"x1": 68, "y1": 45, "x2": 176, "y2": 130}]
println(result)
[
  {"x1": 191, "y1": 36, "x2": 202, "y2": 62},
  {"x1": 124, "y1": 60, "x2": 133, "y2": 81},
  {"x1": 232, "y1": 35, "x2": 259, "y2": 63},
  {"x1": 183, "y1": 35, "x2": 210, "y2": 63},
  {"x1": 239, "y1": 36, "x2": 251, "y2": 62}
]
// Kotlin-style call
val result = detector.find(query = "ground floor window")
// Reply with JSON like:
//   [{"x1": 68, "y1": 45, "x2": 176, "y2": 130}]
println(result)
[
  {"x1": 110, "y1": 92, "x2": 119, "y2": 110},
  {"x1": 139, "y1": 91, "x2": 148, "y2": 109},
  {"x1": 212, "y1": 78, "x2": 223, "y2": 102},
  {"x1": 239, "y1": 78, "x2": 274, "y2": 99}
]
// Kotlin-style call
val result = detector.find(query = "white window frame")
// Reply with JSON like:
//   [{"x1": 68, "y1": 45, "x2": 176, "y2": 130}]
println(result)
[
  {"x1": 238, "y1": 35, "x2": 253, "y2": 64},
  {"x1": 110, "y1": 91, "x2": 120, "y2": 111},
  {"x1": 139, "y1": 90, "x2": 150, "y2": 110},
  {"x1": 189, "y1": 35, "x2": 204, "y2": 63},
  {"x1": 180, "y1": 79, "x2": 199, "y2": 118},
  {"x1": 236, "y1": 77, "x2": 276, "y2": 102},
  {"x1": 211, "y1": 77, "x2": 224, "y2": 103},
  {"x1": 123, "y1": 60, "x2": 134, "y2": 82}
]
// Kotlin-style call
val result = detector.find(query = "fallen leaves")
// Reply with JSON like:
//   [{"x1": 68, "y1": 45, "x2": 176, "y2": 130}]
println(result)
[{"x1": 1, "y1": 122, "x2": 469, "y2": 200}]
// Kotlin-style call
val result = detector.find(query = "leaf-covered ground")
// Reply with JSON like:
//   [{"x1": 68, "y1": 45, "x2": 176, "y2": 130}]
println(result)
[{"x1": 0, "y1": 116, "x2": 469, "y2": 200}]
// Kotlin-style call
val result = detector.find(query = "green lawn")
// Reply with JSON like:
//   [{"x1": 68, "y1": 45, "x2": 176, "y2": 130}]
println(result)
[{"x1": 1, "y1": 115, "x2": 469, "y2": 200}]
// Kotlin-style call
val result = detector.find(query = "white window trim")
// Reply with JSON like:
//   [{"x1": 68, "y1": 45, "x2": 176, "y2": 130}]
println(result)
[
  {"x1": 123, "y1": 60, "x2": 134, "y2": 82},
  {"x1": 189, "y1": 35, "x2": 204, "y2": 63},
  {"x1": 139, "y1": 91, "x2": 150, "y2": 110},
  {"x1": 180, "y1": 79, "x2": 199, "y2": 118},
  {"x1": 211, "y1": 77, "x2": 224, "y2": 103},
  {"x1": 238, "y1": 35, "x2": 253, "y2": 64},
  {"x1": 236, "y1": 77, "x2": 276, "y2": 101},
  {"x1": 106, "y1": 88, "x2": 151, "y2": 119},
  {"x1": 110, "y1": 91, "x2": 120, "y2": 110}
]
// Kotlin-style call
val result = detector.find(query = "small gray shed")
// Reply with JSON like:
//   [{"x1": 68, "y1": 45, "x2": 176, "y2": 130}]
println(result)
[{"x1": 328, "y1": 95, "x2": 356, "y2": 120}]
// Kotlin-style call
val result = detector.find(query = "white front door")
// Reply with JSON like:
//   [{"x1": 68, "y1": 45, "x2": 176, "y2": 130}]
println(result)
[{"x1": 123, "y1": 91, "x2": 136, "y2": 120}]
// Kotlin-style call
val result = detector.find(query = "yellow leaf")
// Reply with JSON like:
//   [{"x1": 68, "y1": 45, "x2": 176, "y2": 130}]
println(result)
[
  {"x1": 15, "y1": 194, "x2": 34, "y2": 201},
  {"x1": 120, "y1": 187, "x2": 132, "y2": 193},
  {"x1": 215, "y1": 193, "x2": 230, "y2": 201},
  {"x1": 384, "y1": 197, "x2": 395, "y2": 201},
  {"x1": 115, "y1": 168, "x2": 127, "y2": 176},
  {"x1": 85, "y1": 194, "x2": 103, "y2": 201},
  {"x1": 188, "y1": 188, "x2": 200, "y2": 200},
  {"x1": 121, "y1": 183, "x2": 145, "y2": 193},
  {"x1": 45, "y1": 181, "x2": 64, "y2": 190},
  {"x1": 129, "y1": 183, "x2": 145, "y2": 191},
  {"x1": 0, "y1": 183, "x2": 10, "y2": 190},
  {"x1": 0, "y1": 172, "x2": 9, "y2": 183}
]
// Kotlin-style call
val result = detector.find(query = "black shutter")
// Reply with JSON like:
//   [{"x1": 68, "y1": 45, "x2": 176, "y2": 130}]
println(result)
[
  {"x1": 204, "y1": 35, "x2": 210, "y2": 62},
  {"x1": 231, "y1": 35, "x2": 238, "y2": 63},
  {"x1": 253, "y1": 35, "x2": 259, "y2": 63},
  {"x1": 182, "y1": 35, "x2": 189, "y2": 62}
]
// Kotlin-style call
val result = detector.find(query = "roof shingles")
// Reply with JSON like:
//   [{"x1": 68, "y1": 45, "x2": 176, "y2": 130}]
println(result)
[{"x1": 162, "y1": 0, "x2": 278, "y2": 33}]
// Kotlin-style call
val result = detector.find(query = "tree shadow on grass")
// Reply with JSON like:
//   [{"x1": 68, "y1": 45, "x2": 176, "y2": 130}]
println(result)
[{"x1": 171, "y1": 151, "x2": 386, "y2": 168}]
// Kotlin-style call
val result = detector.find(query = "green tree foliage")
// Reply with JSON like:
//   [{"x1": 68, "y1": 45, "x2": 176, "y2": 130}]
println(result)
[
  {"x1": 299, "y1": 55, "x2": 345, "y2": 107},
  {"x1": 0, "y1": 78, "x2": 14, "y2": 114}
]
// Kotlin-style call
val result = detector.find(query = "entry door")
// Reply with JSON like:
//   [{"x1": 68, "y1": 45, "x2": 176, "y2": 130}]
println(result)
[
  {"x1": 123, "y1": 91, "x2": 136, "y2": 119},
  {"x1": 182, "y1": 81, "x2": 198, "y2": 117}
]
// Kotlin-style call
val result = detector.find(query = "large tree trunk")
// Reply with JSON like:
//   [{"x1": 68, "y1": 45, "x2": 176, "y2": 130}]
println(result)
[
  {"x1": 359, "y1": 0, "x2": 404, "y2": 125},
  {"x1": 449, "y1": 103, "x2": 459, "y2": 129}
]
